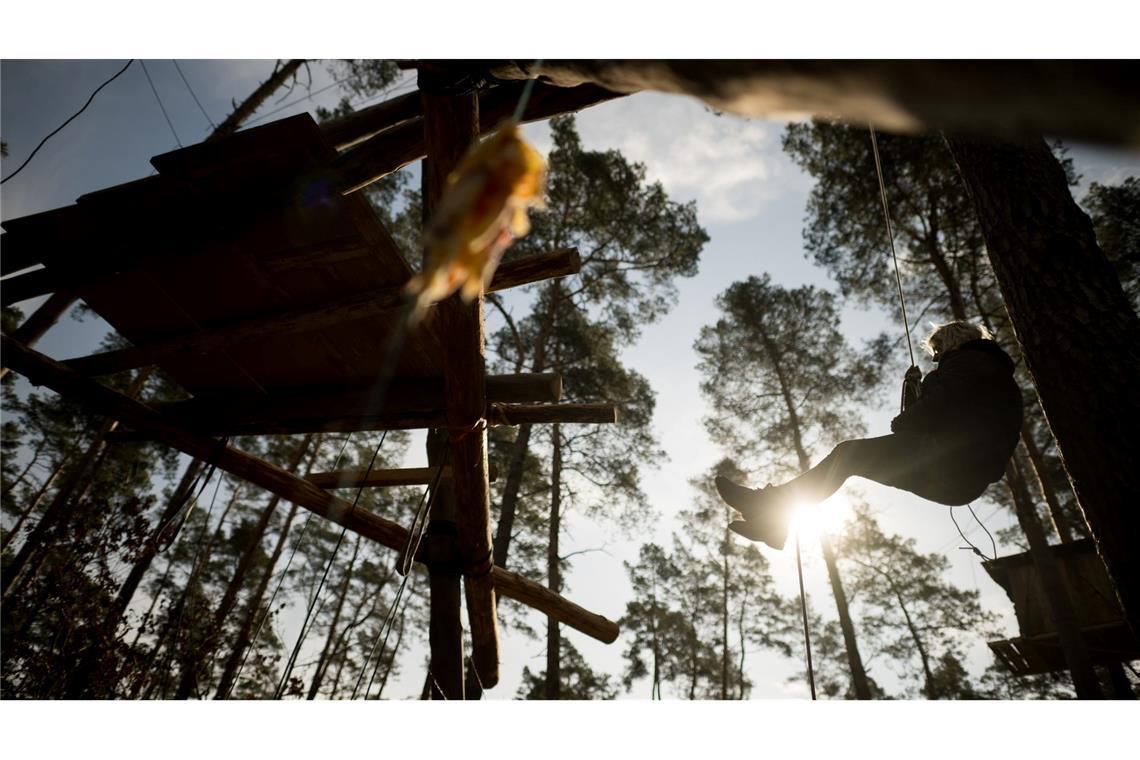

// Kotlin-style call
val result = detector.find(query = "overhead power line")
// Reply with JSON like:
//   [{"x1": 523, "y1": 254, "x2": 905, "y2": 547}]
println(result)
[
  {"x1": 1, "y1": 59, "x2": 135, "y2": 185},
  {"x1": 172, "y1": 59, "x2": 217, "y2": 129},
  {"x1": 140, "y1": 60, "x2": 183, "y2": 148}
]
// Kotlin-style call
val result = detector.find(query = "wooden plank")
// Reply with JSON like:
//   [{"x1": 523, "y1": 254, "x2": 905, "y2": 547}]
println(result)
[
  {"x1": 492, "y1": 566, "x2": 620, "y2": 644},
  {"x1": 306, "y1": 465, "x2": 499, "y2": 489},
  {"x1": 0, "y1": 291, "x2": 78, "y2": 382},
  {"x1": 421, "y1": 82, "x2": 499, "y2": 692},
  {"x1": 64, "y1": 286, "x2": 408, "y2": 377},
  {"x1": 151, "y1": 374, "x2": 561, "y2": 430},
  {"x1": 320, "y1": 91, "x2": 423, "y2": 152},
  {"x1": 333, "y1": 81, "x2": 624, "y2": 194},
  {"x1": 487, "y1": 248, "x2": 580, "y2": 294},
  {"x1": 0, "y1": 332, "x2": 621, "y2": 643},
  {"x1": 62, "y1": 247, "x2": 580, "y2": 378},
  {"x1": 489, "y1": 403, "x2": 618, "y2": 426},
  {"x1": 137, "y1": 400, "x2": 613, "y2": 437}
]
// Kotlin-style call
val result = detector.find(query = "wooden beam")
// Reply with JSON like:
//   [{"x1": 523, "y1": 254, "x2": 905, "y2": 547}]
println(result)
[
  {"x1": 1, "y1": 268, "x2": 55, "y2": 305},
  {"x1": 0, "y1": 291, "x2": 77, "y2": 382},
  {"x1": 0, "y1": 332, "x2": 621, "y2": 644},
  {"x1": 149, "y1": 374, "x2": 562, "y2": 434},
  {"x1": 61, "y1": 249, "x2": 579, "y2": 378},
  {"x1": 491, "y1": 566, "x2": 619, "y2": 644},
  {"x1": 332, "y1": 81, "x2": 624, "y2": 195},
  {"x1": 421, "y1": 80, "x2": 499, "y2": 692},
  {"x1": 65, "y1": 287, "x2": 408, "y2": 377},
  {"x1": 486, "y1": 248, "x2": 580, "y2": 294},
  {"x1": 305, "y1": 464, "x2": 499, "y2": 489},
  {"x1": 489, "y1": 403, "x2": 618, "y2": 426},
  {"x1": 320, "y1": 91, "x2": 422, "y2": 152},
  {"x1": 479, "y1": 60, "x2": 1140, "y2": 147}
]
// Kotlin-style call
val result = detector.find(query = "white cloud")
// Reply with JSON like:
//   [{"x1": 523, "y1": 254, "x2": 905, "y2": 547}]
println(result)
[{"x1": 570, "y1": 92, "x2": 808, "y2": 223}]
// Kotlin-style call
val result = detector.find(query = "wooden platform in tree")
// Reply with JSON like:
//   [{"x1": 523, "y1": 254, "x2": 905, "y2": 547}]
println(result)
[
  {"x1": 984, "y1": 539, "x2": 1140, "y2": 676},
  {"x1": 0, "y1": 79, "x2": 626, "y2": 697}
]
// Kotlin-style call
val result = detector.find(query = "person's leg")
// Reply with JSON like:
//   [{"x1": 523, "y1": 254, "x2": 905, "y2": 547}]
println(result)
[{"x1": 781, "y1": 433, "x2": 928, "y2": 505}]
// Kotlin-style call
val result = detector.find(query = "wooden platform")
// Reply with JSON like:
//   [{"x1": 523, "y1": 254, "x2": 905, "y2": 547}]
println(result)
[
  {"x1": 4, "y1": 115, "x2": 442, "y2": 403},
  {"x1": 1, "y1": 90, "x2": 624, "y2": 697},
  {"x1": 984, "y1": 539, "x2": 1140, "y2": 675}
]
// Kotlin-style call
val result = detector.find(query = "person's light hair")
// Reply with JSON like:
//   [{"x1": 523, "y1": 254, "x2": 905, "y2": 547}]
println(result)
[{"x1": 921, "y1": 320, "x2": 993, "y2": 357}]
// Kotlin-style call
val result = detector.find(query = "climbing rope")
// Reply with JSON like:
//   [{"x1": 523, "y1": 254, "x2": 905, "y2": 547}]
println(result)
[
  {"x1": 353, "y1": 441, "x2": 449, "y2": 699},
  {"x1": 949, "y1": 504, "x2": 998, "y2": 561},
  {"x1": 225, "y1": 434, "x2": 350, "y2": 698},
  {"x1": 793, "y1": 534, "x2": 817, "y2": 700},
  {"x1": 273, "y1": 431, "x2": 388, "y2": 699},
  {"x1": 869, "y1": 126, "x2": 915, "y2": 368}
]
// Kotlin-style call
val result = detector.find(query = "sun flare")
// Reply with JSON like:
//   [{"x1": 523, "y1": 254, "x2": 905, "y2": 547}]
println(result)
[{"x1": 786, "y1": 491, "x2": 853, "y2": 545}]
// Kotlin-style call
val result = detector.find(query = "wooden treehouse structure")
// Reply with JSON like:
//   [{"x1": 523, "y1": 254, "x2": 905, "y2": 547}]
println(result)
[
  {"x1": 0, "y1": 71, "x2": 628, "y2": 698},
  {"x1": 984, "y1": 540, "x2": 1140, "y2": 677}
]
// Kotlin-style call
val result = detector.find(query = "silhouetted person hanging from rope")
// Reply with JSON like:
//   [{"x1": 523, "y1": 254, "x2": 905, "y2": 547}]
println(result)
[{"x1": 716, "y1": 321, "x2": 1023, "y2": 550}]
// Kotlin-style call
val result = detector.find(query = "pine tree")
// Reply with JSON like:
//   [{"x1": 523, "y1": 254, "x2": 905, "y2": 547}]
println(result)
[{"x1": 695, "y1": 274, "x2": 889, "y2": 699}]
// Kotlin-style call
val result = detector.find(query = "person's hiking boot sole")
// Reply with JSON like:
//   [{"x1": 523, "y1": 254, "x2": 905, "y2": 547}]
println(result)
[{"x1": 729, "y1": 519, "x2": 788, "y2": 551}]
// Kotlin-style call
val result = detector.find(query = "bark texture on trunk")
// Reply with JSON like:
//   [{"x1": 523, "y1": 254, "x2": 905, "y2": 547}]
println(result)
[
  {"x1": 945, "y1": 134, "x2": 1140, "y2": 642},
  {"x1": 544, "y1": 423, "x2": 563, "y2": 700}
]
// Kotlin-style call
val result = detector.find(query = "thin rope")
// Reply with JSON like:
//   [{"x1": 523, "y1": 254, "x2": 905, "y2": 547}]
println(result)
[
  {"x1": 1, "y1": 60, "x2": 134, "y2": 185},
  {"x1": 273, "y1": 431, "x2": 387, "y2": 699},
  {"x1": 510, "y1": 60, "x2": 545, "y2": 122},
  {"x1": 225, "y1": 435, "x2": 349, "y2": 697},
  {"x1": 949, "y1": 503, "x2": 998, "y2": 561},
  {"x1": 171, "y1": 60, "x2": 216, "y2": 129},
  {"x1": 869, "y1": 126, "x2": 914, "y2": 367},
  {"x1": 140, "y1": 60, "x2": 183, "y2": 148},
  {"x1": 793, "y1": 533, "x2": 817, "y2": 700},
  {"x1": 968, "y1": 504, "x2": 998, "y2": 560},
  {"x1": 355, "y1": 446, "x2": 448, "y2": 699}
]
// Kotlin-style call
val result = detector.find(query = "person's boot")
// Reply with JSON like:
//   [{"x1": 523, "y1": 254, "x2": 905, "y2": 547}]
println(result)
[{"x1": 715, "y1": 476, "x2": 790, "y2": 550}]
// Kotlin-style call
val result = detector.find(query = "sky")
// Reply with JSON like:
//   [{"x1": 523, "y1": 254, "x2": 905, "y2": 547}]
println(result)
[
  {"x1": 2, "y1": 1, "x2": 1139, "y2": 755},
  {"x1": 5, "y1": 58, "x2": 1139, "y2": 706}
]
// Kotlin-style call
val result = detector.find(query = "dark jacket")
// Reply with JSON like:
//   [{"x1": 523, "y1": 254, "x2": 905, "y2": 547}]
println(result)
[{"x1": 890, "y1": 339, "x2": 1022, "y2": 487}]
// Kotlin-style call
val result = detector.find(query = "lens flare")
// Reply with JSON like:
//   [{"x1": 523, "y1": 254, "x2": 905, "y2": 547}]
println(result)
[{"x1": 786, "y1": 491, "x2": 852, "y2": 544}]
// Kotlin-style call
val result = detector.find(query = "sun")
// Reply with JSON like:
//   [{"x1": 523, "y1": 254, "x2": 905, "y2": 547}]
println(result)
[{"x1": 786, "y1": 491, "x2": 853, "y2": 545}]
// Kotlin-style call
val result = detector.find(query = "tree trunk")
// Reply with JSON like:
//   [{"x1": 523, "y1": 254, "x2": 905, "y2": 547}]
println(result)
[
  {"x1": 492, "y1": 281, "x2": 559, "y2": 573},
  {"x1": 62, "y1": 456, "x2": 206, "y2": 698},
  {"x1": 544, "y1": 423, "x2": 563, "y2": 700},
  {"x1": 145, "y1": 477, "x2": 243, "y2": 698},
  {"x1": 213, "y1": 500, "x2": 302, "y2": 700},
  {"x1": 1005, "y1": 456, "x2": 1103, "y2": 698},
  {"x1": 206, "y1": 60, "x2": 306, "y2": 142},
  {"x1": 721, "y1": 523, "x2": 730, "y2": 700},
  {"x1": 2, "y1": 453, "x2": 66, "y2": 552},
  {"x1": 307, "y1": 534, "x2": 361, "y2": 699},
  {"x1": 175, "y1": 435, "x2": 315, "y2": 699},
  {"x1": 2, "y1": 368, "x2": 150, "y2": 603},
  {"x1": 945, "y1": 133, "x2": 1140, "y2": 642},
  {"x1": 492, "y1": 423, "x2": 533, "y2": 569},
  {"x1": 890, "y1": 583, "x2": 937, "y2": 699},
  {"x1": 763, "y1": 331, "x2": 873, "y2": 700},
  {"x1": 1020, "y1": 431, "x2": 1075, "y2": 543}
]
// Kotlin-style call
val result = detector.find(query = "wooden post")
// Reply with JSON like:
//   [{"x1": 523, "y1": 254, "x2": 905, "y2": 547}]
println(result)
[
  {"x1": 424, "y1": 429, "x2": 465, "y2": 700},
  {"x1": 421, "y1": 75, "x2": 501, "y2": 694}
]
